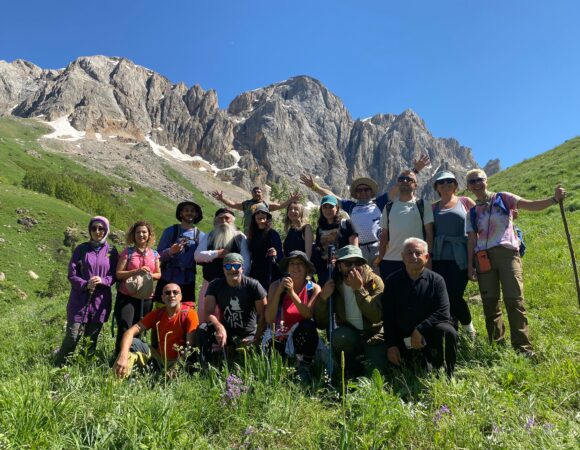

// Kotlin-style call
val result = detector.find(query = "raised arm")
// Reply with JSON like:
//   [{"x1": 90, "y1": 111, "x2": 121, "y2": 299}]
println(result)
[
  {"x1": 517, "y1": 185, "x2": 566, "y2": 211},
  {"x1": 269, "y1": 191, "x2": 301, "y2": 212},
  {"x1": 211, "y1": 190, "x2": 244, "y2": 210},
  {"x1": 300, "y1": 174, "x2": 343, "y2": 201}
]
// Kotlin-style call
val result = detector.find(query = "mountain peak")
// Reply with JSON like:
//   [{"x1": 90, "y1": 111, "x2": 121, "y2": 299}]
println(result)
[{"x1": 1, "y1": 55, "x2": 478, "y2": 197}]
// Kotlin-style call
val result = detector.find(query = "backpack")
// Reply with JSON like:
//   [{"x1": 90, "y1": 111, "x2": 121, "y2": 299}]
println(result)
[
  {"x1": 469, "y1": 193, "x2": 526, "y2": 257},
  {"x1": 384, "y1": 198, "x2": 425, "y2": 239},
  {"x1": 127, "y1": 246, "x2": 160, "y2": 261},
  {"x1": 150, "y1": 304, "x2": 191, "y2": 351}
]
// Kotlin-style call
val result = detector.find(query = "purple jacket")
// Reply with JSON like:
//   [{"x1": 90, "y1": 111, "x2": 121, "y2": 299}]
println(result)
[{"x1": 67, "y1": 242, "x2": 118, "y2": 323}]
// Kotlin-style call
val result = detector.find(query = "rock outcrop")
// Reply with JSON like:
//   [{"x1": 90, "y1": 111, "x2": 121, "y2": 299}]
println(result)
[
  {"x1": 0, "y1": 55, "x2": 481, "y2": 198},
  {"x1": 483, "y1": 158, "x2": 501, "y2": 177}
]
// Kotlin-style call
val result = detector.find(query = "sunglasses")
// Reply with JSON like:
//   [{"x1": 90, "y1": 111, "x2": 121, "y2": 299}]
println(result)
[
  {"x1": 224, "y1": 263, "x2": 242, "y2": 271},
  {"x1": 163, "y1": 289, "x2": 180, "y2": 295},
  {"x1": 90, "y1": 226, "x2": 105, "y2": 232},
  {"x1": 436, "y1": 179, "x2": 456, "y2": 185},
  {"x1": 397, "y1": 176, "x2": 416, "y2": 183},
  {"x1": 356, "y1": 187, "x2": 372, "y2": 193},
  {"x1": 339, "y1": 260, "x2": 364, "y2": 268},
  {"x1": 467, "y1": 177, "x2": 486, "y2": 185}
]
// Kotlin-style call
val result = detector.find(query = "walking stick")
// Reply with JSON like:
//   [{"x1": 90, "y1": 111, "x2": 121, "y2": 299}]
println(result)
[
  {"x1": 326, "y1": 245, "x2": 336, "y2": 380},
  {"x1": 559, "y1": 200, "x2": 580, "y2": 308}
]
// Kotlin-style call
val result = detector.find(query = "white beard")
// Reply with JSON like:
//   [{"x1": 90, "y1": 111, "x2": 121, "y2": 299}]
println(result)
[{"x1": 211, "y1": 224, "x2": 238, "y2": 250}]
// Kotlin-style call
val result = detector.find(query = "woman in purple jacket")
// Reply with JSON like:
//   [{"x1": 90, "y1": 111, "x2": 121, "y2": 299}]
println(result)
[{"x1": 54, "y1": 216, "x2": 118, "y2": 366}]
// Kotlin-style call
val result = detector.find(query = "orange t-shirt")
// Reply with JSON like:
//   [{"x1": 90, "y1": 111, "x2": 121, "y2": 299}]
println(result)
[{"x1": 141, "y1": 307, "x2": 199, "y2": 359}]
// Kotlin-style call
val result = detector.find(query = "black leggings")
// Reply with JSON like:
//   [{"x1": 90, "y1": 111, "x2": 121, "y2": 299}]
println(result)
[
  {"x1": 432, "y1": 260, "x2": 472, "y2": 326},
  {"x1": 114, "y1": 291, "x2": 152, "y2": 355}
]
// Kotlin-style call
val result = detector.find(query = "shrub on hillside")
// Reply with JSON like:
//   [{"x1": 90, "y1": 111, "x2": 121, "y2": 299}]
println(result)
[{"x1": 22, "y1": 170, "x2": 128, "y2": 229}]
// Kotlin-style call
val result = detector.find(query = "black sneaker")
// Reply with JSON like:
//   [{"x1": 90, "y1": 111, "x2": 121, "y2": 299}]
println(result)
[{"x1": 296, "y1": 362, "x2": 312, "y2": 385}]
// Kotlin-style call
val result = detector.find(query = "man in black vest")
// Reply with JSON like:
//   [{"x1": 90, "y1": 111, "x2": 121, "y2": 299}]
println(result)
[{"x1": 194, "y1": 208, "x2": 250, "y2": 319}]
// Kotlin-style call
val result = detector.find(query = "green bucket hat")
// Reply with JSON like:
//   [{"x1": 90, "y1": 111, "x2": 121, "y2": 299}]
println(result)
[{"x1": 335, "y1": 245, "x2": 367, "y2": 265}]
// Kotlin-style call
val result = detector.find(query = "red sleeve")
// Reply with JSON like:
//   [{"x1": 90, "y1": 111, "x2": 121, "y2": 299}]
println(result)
[{"x1": 185, "y1": 309, "x2": 199, "y2": 333}]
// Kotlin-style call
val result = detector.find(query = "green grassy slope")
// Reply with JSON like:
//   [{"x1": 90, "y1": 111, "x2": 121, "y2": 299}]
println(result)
[
  {"x1": 0, "y1": 117, "x2": 217, "y2": 294},
  {"x1": 0, "y1": 117, "x2": 215, "y2": 233},
  {"x1": 0, "y1": 121, "x2": 578, "y2": 448}
]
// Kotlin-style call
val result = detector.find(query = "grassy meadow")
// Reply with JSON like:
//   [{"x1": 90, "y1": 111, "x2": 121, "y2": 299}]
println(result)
[{"x1": 0, "y1": 118, "x2": 578, "y2": 448}]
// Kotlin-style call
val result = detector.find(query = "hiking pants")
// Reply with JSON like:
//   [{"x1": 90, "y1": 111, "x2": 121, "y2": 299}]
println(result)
[
  {"x1": 432, "y1": 260, "x2": 472, "y2": 326},
  {"x1": 114, "y1": 291, "x2": 152, "y2": 355},
  {"x1": 332, "y1": 325, "x2": 387, "y2": 377},
  {"x1": 475, "y1": 246, "x2": 531, "y2": 352},
  {"x1": 393, "y1": 322, "x2": 458, "y2": 377},
  {"x1": 54, "y1": 321, "x2": 103, "y2": 366}
]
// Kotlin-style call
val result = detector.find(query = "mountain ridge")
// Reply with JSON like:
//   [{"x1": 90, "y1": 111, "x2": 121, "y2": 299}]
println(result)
[{"x1": 1, "y1": 55, "x2": 479, "y2": 198}]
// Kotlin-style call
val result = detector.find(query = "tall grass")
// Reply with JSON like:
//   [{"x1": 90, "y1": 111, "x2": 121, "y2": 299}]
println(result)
[{"x1": 0, "y1": 119, "x2": 578, "y2": 448}]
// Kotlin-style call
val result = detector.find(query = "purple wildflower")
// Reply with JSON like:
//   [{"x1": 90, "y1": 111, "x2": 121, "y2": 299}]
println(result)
[
  {"x1": 221, "y1": 374, "x2": 248, "y2": 405},
  {"x1": 525, "y1": 417, "x2": 535, "y2": 431},
  {"x1": 433, "y1": 404, "x2": 452, "y2": 424}
]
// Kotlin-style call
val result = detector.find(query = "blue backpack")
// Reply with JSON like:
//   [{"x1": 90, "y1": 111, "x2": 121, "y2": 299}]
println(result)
[{"x1": 469, "y1": 193, "x2": 526, "y2": 257}]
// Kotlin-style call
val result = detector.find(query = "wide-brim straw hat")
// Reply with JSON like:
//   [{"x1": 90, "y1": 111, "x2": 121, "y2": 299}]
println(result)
[{"x1": 350, "y1": 177, "x2": 379, "y2": 198}]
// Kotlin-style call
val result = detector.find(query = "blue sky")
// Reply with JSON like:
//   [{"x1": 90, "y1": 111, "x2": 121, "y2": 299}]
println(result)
[{"x1": 2, "y1": 0, "x2": 579, "y2": 168}]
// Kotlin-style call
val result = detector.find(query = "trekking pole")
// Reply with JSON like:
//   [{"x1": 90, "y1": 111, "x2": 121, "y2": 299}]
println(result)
[
  {"x1": 559, "y1": 200, "x2": 580, "y2": 308},
  {"x1": 326, "y1": 245, "x2": 336, "y2": 380},
  {"x1": 266, "y1": 254, "x2": 276, "y2": 288}
]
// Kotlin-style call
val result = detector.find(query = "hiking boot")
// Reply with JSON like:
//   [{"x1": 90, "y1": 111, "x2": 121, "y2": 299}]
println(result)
[{"x1": 296, "y1": 362, "x2": 312, "y2": 385}]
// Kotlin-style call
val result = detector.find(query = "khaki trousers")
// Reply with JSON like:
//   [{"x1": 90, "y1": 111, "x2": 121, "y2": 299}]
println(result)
[{"x1": 475, "y1": 246, "x2": 532, "y2": 352}]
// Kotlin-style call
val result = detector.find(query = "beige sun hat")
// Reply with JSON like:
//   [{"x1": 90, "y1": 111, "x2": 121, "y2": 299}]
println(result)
[
  {"x1": 125, "y1": 273, "x2": 154, "y2": 300},
  {"x1": 350, "y1": 177, "x2": 379, "y2": 198}
]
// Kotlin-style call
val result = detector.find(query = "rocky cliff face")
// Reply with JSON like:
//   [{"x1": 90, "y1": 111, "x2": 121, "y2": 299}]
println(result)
[
  {"x1": 483, "y1": 158, "x2": 501, "y2": 177},
  {"x1": 0, "y1": 55, "x2": 479, "y2": 198}
]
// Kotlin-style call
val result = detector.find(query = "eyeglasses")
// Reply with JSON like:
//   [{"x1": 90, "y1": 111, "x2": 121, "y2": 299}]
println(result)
[
  {"x1": 163, "y1": 290, "x2": 180, "y2": 295},
  {"x1": 90, "y1": 226, "x2": 105, "y2": 232},
  {"x1": 224, "y1": 263, "x2": 243, "y2": 271},
  {"x1": 339, "y1": 260, "x2": 364, "y2": 268},
  {"x1": 467, "y1": 177, "x2": 486, "y2": 185},
  {"x1": 397, "y1": 176, "x2": 416, "y2": 183},
  {"x1": 435, "y1": 179, "x2": 456, "y2": 185},
  {"x1": 356, "y1": 187, "x2": 372, "y2": 193}
]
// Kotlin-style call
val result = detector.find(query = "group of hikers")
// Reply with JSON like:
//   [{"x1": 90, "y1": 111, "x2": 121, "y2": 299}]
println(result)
[{"x1": 54, "y1": 156, "x2": 567, "y2": 383}]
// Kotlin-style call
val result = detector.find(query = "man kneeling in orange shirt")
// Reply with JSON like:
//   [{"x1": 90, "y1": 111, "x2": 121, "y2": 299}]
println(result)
[{"x1": 114, "y1": 283, "x2": 199, "y2": 377}]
